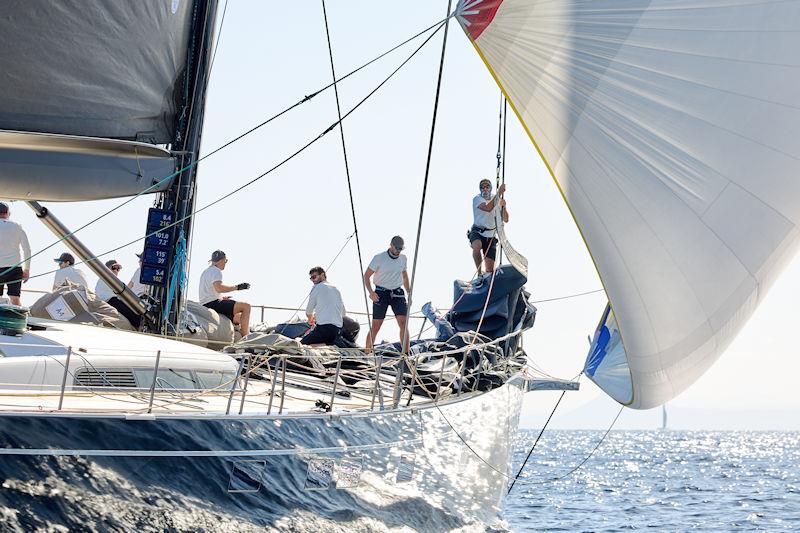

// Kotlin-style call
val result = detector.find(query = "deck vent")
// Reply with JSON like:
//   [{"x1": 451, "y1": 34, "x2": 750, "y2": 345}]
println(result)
[{"x1": 74, "y1": 368, "x2": 137, "y2": 388}]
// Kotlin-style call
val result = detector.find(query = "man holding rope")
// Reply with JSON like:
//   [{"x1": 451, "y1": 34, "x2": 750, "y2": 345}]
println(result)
[{"x1": 468, "y1": 179, "x2": 508, "y2": 275}]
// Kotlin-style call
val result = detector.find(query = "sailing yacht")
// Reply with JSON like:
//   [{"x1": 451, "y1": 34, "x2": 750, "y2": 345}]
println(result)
[{"x1": 1, "y1": 0, "x2": 799, "y2": 529}]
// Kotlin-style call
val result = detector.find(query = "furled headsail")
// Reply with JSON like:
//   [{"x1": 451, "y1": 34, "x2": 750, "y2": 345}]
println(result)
[
  {"x1": 0, "y1": 1, "x2": 203, "y2": 200},
  {"x1": 457, "y1": 0, "x2": 800, "y2": 408}
]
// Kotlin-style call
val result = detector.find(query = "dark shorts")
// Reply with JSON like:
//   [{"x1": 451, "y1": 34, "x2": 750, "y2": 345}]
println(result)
[
  {"x1": 467, "y1": 227, "x2": 497, "y2": 261},
  {"x1": 0, "y1": 267, "x2": 23, "y2": 298},
  {"x1": 301, "y1": 323, "x2": 340, "y2": 345},
  {"x1": 372, "y1": 287, "x2": 408, "y2": 320},
  {"x1": 204, "y1": 299, "x2": 237, "y2": 322}
]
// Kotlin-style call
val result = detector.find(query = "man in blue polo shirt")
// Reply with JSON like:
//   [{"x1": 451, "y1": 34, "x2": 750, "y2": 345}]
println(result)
[{"x1": 363, "y1": 235, "x2": 410, "y2": 352}]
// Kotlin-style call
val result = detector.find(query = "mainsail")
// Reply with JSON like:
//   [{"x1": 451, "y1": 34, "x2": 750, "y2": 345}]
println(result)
[
  {"x1": 457, "y1": 0, "x2": 800, "y2": 408},
  {"x1": 0, "y1": 1, "x2": 201, "y2": 201}
]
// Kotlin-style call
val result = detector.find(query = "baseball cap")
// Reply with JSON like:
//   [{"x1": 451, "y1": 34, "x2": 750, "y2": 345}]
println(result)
[
  {"x1": 54, "y1": 252, "x2": 75, "y2": 265},
  {"x1": 105, "y1": 259, "x2": 121, "y2": 269},
  {"x1": 0, "y1": 202, "x2": 8, "y2": 214},
  {"x1": 211, "y1": 250, "x2": 227, "y2": 262},
  {"x1": 390, "y1": 236, "x2": 404, "y2": 250},
  {"x1": 479, "y1": 178, "x2": 492, "y2": 188}
]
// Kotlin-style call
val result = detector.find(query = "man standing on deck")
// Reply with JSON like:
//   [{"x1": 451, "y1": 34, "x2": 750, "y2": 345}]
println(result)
[
  {"x1": 468, "y1": 179, "x2": 509, "y2": 275},
  {"x1": 302, "y1": 266, "x2": 345, "y2": 346},
  {"x1": 363, "y1": 235, "x2": 411, "y2": 353},
  {"x1": 0, "y1": 202, "x2": 31, "y2": 306},
  {"x1": 53, "y1": 252, "x2": 89, "y2": 290},
  {"x1": 199, "y1": 250, "x2": 252, "y2": 336}
]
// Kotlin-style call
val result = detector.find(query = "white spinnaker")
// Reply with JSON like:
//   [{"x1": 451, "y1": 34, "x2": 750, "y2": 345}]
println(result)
[{"x1": 456, "y1": 0, "x2": 800, "y2": 409}]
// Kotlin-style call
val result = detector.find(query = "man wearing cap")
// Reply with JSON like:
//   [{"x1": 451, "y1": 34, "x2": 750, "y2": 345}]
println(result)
[
  {"x1": 94, "y1": 259, "x2": 122, "y2": 302},
  {"x1": 302, "y1": 266, "x2": 345, "y2": 346},
  {"x1": 199, "y1": 250, "x2": 252, "y2": 336},
  {"x1": 0, "y1": 202, "x2": 31, "y2": 306},
  {"x1": 97, "y1": 259, "x2": 141, "y2": 329},
  {"x1": 363, "y1": 236, "x2": 411, "y2": 352},
  {"x1": 53, "y1": 252, "x2": 89, "y2": 291},
  {"x1": 127, "y1": 254, "x2": 148, "y2": 297},
  {"x1": 469, "y1": 179, "x2": 509, "y2": 275}
]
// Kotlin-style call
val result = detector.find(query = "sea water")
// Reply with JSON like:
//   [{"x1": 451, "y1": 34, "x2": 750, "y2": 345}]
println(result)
[
  {"x1": 505, "y1": 430, "x2": 800, "y2": 532},
  {"x1": 1, "y1": 430, "x2": 797, "y2": 531}
]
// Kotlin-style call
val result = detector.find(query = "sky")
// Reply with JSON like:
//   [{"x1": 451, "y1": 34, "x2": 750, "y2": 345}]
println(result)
[{"x1": 5, "y1": 1, "x2": 798, "y2": 430}]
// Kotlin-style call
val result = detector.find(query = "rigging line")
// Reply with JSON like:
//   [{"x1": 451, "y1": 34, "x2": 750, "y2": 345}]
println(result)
[
  {"x1": 433, "y1": 392, "x2": 624, "y2": 488},
  {"x1": 507, "y1": 389, "x2": 567, "y2": 494},
  {"x1": 502, "y1": 97, "x2": 507, "y2": 188},
  {"x1": 17, "y1": 23, "x2": 446, "y2": 285},
  {"x1": 405, "y1": 0, "x2": 454, "y2": 353},
  {"x1": 321, "y1": 0, "x2": 372, "y2": 328},
  {"x1": 499, "y1": 97, "x2": 507, "y2": 266},
  {"x1": 208, "y1": 0, "x2": 229, "y2": 84},
  {"x1": 494, "y1": 93, "x2": 505, "y2": 266},
  {"x1": 531, "y1": 288, "x2": 605, "y2": 304},
  {"x1": 0, "y1": 16, "x2": 448, "y2": 281}
]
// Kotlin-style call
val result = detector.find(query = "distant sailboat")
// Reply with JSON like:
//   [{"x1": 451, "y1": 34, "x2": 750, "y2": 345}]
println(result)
[{"x1": 660, "y1": 404, "x2": 668, "y2": 431}]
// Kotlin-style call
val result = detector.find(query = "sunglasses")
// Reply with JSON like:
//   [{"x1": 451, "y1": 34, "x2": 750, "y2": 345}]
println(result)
[
  {"x1": 309, "y1": 274, "x2": 320, "y2": 280},
  {"x1": 111, "y1": 266, "x2": 122, "y2": 271}
]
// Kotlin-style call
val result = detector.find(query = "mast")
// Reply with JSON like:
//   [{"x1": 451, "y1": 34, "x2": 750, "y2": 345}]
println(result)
[{"x1": 150, "y1": 0, "x2": 219, "y2": 334}]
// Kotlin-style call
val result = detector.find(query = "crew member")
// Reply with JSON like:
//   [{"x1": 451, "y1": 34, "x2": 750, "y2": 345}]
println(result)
[
  {"x1": 302, "y1": 266, "x2": 345, "y2": 346},
  {"x1": 53, "y1": 252, "x2": 89, "y2": 290},
  {"x1": 94, "y1": 259, "x2": 121, "y2": 302},
  {"x1": 0, "y1": 202, "x2": 31, "y2": 306},
  {"x1": 199, "y1": 250, "x2": 251, "y2": 336},
  {"x1": 98, "y1": 259, "x2": 142, "y2": 329},
  {"x1": 468, "y1": 179, "x2": 509, "y2": 275},
  {"x1": 127, "y1": 253, "x2": 148, "y2": 297},
  {"x1": 363, "y1": 235, "x2": 410, "y2": 352}
]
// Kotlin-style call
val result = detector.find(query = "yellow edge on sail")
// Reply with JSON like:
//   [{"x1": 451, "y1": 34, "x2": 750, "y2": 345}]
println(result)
[{"x1": 464, "y1": 32, "x2": 636, "y2": 406}]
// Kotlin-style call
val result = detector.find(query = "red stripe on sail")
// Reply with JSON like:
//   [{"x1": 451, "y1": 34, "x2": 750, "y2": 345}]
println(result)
[{"x1": 457, "y1": 0, "x2": 503, "y2": 41}]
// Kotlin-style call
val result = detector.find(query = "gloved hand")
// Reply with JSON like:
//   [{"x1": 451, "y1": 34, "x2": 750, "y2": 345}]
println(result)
[{"x1": 236, "y1": 282, "x2": 250, "y2": 290}]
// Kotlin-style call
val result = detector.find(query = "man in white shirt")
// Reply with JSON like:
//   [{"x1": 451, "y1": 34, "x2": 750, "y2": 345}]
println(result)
[
  {"x1": 198, "y1": 250, "x2": 252, "y2": 336},
  {"x1": 98, "y1": 259, "x2": 141, "y2": 329},
  {"x1": 363, "y1": 236, "x2": 411, "y2": 352},
  {"x1": 94, "y1": 259, "x2": 121, "y2": 302},
  {"x1": 468, "y1": 179, "x2": 509, "y2": 275},
  {"x1": 0, "y1": 202, "x2": 31, "y2": 305},
  {"x1": 302, "y1": 266, "x2": 345, "y2": 346},
  {"x1": 127, "y1": 254, "x2": 148, "y2": 297},
  {"x1": 52, "y1": 252, "x2": 89, "y2": 290}
]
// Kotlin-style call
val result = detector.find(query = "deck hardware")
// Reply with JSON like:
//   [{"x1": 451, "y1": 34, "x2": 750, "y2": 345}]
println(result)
[
  {"x1": 304, "y1": 458, "x2": 334, "y2": 491},
  {"x1": 226, "y1": 356, "x2": 246, "y2": 415},
  {"x1": 328, "y1": 356, "x2": 342, "y2": 411},
  {"x1": 146, "y1": 350, "x2": 162, "y2": 413},
  {"x1": 57, "y1": 346, "x2": 72, "y2": 411},
  {"x1": 335, "y1": 458, "x2": 363, "y2": 489},
  {"x1": 396, "y1": 453, "x2": 415, "y2": 483},
  {"x1": 278, "y1": 355, "x2": 287, "y2": 414},
  {"x1": 370, "y1": 353, "x2": 383, "y2": 410},
  {"x1": 267, "y1": 356, "x2": 280, "y2": 414},
  {"x1": 228, "y1": 460, "x2": 265, "y2": 493},
  {"x1": 238, "y1": 354, "x2": 252, "y2": 415}
]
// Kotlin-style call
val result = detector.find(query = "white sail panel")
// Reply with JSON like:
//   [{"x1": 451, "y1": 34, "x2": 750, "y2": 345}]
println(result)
[{"x1": 457, "y1": 0, "x2": 800, "y2": 408}]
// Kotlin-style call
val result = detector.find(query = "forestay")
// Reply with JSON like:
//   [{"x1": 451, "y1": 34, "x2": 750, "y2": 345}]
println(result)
[{"x1": 456, "y1": 0, "x2": 800, "y2": 408}]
